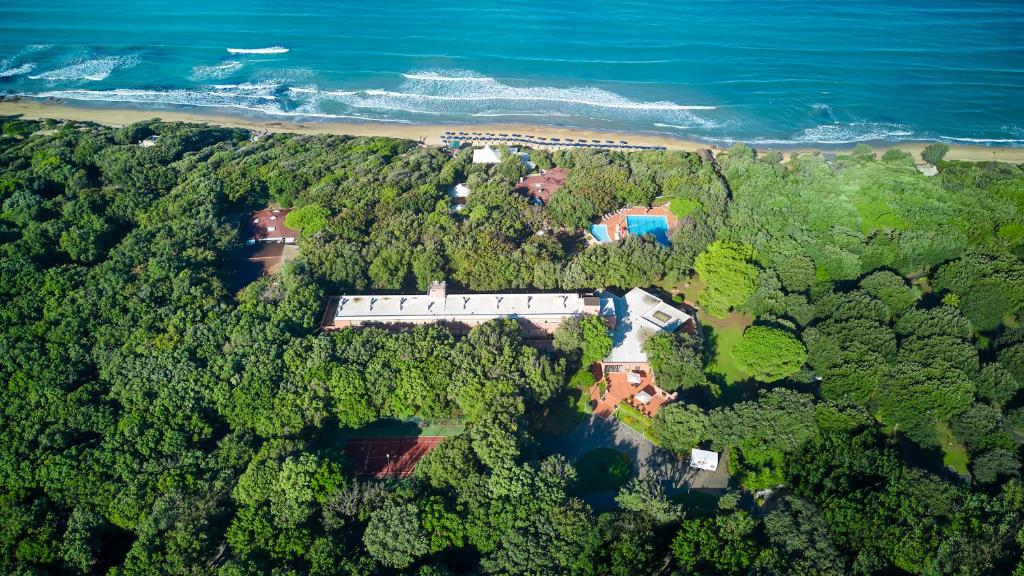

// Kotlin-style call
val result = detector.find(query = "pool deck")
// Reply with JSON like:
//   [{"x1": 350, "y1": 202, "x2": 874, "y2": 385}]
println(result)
[{"x1": 591, "y1": 204, "x2": 678, "y2": 243}]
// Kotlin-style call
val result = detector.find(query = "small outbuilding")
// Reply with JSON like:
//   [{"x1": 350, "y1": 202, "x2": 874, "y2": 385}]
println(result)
[{"x1": 690, "y1": 448, "x2": 719, "y2": 472}]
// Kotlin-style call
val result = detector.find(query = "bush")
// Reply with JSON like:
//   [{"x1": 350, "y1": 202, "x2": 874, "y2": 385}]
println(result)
[{"x1": 921, "y1": 143, "x2": 950, "y2": 165}]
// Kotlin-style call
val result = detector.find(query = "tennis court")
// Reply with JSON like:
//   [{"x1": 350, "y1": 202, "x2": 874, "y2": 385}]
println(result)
[{"x1": 344, "y1": 436, "x2": 445, "y2": 478}]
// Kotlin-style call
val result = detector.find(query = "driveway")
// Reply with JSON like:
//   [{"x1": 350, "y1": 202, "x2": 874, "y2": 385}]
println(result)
[{"x1": 554, "y1": 415, "x2": 730, "y2": 509}]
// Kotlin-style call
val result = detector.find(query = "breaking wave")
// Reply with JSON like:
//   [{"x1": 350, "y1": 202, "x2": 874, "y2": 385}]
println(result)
[
  {"x1": 937, "y1": 136, "x2": 1024, "y2": 145},
  {"x1": 226, "y1": 46, "x2": 289, "y2": 54},
  {"x1": 29, "y1": 56, "x2": 135, "y2": 82},
  {"x1": 302, "y1": 69, "x2": 722, "y2": 127},
  {"x1": 724, "y1": 123, "x2": 917, "y2": 145},
  {"x1": 0, "y1": 62, "x2": 36, "y2": 78},
  {"x1": 26, "y1": 83, "x2": 410, "y2": 122},
  {"x1": 189, "y1": 61, "x2": 244, "y2": 81}
]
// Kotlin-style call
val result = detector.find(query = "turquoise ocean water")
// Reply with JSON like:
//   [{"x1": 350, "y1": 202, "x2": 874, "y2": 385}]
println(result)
[{"x1": 1, "y1": 0, "x2": 1022, "y2": 145}]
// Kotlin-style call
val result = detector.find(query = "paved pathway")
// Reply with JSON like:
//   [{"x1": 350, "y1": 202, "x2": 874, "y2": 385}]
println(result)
[{"x1": 555, "y1": 414, "x2": 731, "y2": 510}]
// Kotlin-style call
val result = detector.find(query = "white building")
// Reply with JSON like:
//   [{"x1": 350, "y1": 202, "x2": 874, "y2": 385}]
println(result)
[
  {"x1": 602, "y1": 288, "x2": 693, "y2": 367},
  {"x1": 324, "y1": 281, "x2": 615, "y2": 338}
]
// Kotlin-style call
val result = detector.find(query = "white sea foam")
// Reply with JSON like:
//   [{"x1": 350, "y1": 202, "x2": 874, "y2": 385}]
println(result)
[
  {"x1": 730, "y1": 123, "x2": 916, "y2": 145},
  {"x1": 226, "y1": 47, "x2": 289, "y2": 54},
  {"x1": 937, "y1": 136, "x2": 1024, "y2": 144},
  {"x1": 0, "y1": 62, "x2": 36, "y2": 78},
  {"x1": 401, "y1": 72, "x2": 493, "y2": 82},
  {"x1": 305, "y1": 69, "x2": 722, "y2": 127},
  {"x1": 25, "y1": 85, "x2": 410, "y2": 123},
  {"x1": 654, "y1": 122, "x2": 698, "y2": 130},
  {"x1": 189, "y1": 60, "x2": 243, "y2": 81},
  {"x1": 29, "y1": 56, "x2": 135, "y2": 82}
]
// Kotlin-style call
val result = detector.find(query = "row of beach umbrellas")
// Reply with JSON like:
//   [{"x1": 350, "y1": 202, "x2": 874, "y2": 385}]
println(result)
[{"x1": 441, "y1": 130, "x2": 666, "y2": 151}]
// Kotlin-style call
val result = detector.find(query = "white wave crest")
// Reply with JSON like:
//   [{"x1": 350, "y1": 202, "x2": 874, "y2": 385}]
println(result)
[
  {"x1": 938, "y1": 135, "x2": 1024, "y2": 144},
  {"x1": 23, "y1": 85, "x2": 410, "y2": 123},
  {"x1": 29, "y1": 56, "x2": 135, "y2": 81},
  {"x1": 736, "y1": 123, "x2": 915, "y2": 145},
  {"x1": 227, "y1": 46, "x2": 289, "y2": 54},
  {"x1": 0, "y1": 62, "x2": 36, "y2": 78},
  {"x1": 189, "y1": 60, "x2": 243, "y2": 81},
  {"x1": 306, "y1": 69, "x2": 720, "y2": 127}
]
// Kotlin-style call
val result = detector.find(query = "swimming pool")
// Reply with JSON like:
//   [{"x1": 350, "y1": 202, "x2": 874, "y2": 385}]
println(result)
[
  {"x1": 590, "y1": 224, "x2": 611, "y2": 242},
  {"x1": 627, "y1": 215, "x2": 671, "y2": 246}
]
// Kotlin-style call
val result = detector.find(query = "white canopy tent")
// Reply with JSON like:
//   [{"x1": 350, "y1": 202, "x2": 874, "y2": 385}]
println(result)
[
  {"x1": 690, "y1": 448, "x2": 719, "y2": 472},
  {"x1": 472, "y1": 145, "x2": 502, "y2": 164}
]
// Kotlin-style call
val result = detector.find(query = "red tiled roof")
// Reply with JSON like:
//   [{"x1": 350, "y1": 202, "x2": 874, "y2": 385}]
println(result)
[
  {"x1": 246, "y1": 208, "x2": 298, "y2": 241},
  {"x1": 514, "y1": 167, "x2": 569, "y2": 203}
]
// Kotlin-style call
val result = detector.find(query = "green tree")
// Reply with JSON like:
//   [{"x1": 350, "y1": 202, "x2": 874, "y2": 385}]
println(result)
[
  {"x1": 643, "y1": 331, "x2": 711, "y2": 393},
  {"x1": 652, "y1": 403, "x2": 709, "y2": 454},
  {"x1": 672, "y1": 511, "x2": 758, "y2": 575},
  {"x1": 363, "y1": 503, "x2": 430, "y2": 569},
  {"x1": 694, "y1": 241, "x2": 759, "y2": 317},
  {"x1": 732, "y1": 326, "x2": 807, "y2": 382},
  {"x1": 614, "y1": 474, "x2": 682, "y2": 524},
  {"x1": 922, "y1": 142, "x2": 950, "y2": 164}
]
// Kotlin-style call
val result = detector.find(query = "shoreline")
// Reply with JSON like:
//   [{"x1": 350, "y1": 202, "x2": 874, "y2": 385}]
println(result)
[{"x1": 2, "y1": 99, "x2": 1023, "y2": 164}]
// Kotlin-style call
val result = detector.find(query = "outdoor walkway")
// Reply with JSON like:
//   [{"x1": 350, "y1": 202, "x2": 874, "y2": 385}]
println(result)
[{"x1": 555, "y1": 415, "x2": 731, "y2": 510}]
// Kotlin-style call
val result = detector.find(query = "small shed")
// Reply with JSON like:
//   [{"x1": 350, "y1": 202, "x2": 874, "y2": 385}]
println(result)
[{"x1": 690, "y1": 448, "x2": 719, "y2": 472}]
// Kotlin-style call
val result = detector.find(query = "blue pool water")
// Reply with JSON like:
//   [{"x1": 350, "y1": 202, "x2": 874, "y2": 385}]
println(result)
[
  {"x1": 1, "y1": 1, "x2": 1022, "y2": 145},
  {"x1": 627, "y1": 215, "x2": 671, "y2": 246},
  {"x1": 590, "y1": 225, "x2": 611, "y2": 243}
]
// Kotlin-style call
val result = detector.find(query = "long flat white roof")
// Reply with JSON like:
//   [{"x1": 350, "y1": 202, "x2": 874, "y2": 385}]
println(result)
[
  {"x1": 604, "y1": 288, "x2": 691, "y2": 364},
  {"x1": 334, "y1": 292, "x2": 614, "y2": 323}
]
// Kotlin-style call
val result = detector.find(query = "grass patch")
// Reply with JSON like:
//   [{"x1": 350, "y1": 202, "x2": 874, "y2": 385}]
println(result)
[
  {"x1": 574, "y1": 448, "x2": 633, "y2": 494},
  {"x1": 616, "y1": 404, "x2": 660, "y2": 445},
  {"x1": 669, "y1": 490, "x2": 720, "y2": 518},
  {"x1": 704, "y1": 323, "x2": 750, "y2": 385},
  {"x1": 937, "y1": 421, "x2": 970, "y2": 476}
]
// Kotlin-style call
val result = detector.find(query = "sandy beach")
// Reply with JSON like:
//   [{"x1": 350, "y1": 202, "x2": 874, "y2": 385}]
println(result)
[{"x1": 3, "y1": 99, "x2": 1022, "y2": 164}]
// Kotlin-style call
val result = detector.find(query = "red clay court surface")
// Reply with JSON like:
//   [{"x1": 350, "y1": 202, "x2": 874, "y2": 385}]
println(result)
[{"x1": 344, "y1": 436, "x2": 445, "y2": 478}]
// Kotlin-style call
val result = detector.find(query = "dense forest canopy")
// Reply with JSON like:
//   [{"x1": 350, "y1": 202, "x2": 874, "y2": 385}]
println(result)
[{"x1": 2, "y1": 116, "x2": 1024, "y2": 575}]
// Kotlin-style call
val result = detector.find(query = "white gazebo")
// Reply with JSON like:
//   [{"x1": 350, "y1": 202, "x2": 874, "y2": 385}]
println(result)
[{"x1": 690, "y1": 448, "x2": 719, "y2": 472}]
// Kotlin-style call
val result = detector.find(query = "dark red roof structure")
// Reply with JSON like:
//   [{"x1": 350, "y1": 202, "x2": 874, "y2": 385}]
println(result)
[
  {"x1": 513, "y1": 167, "x2": 569, "y2": 204},
  {"x1": 245, "y1": 208, "x2": 298, "y2": 243}
]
